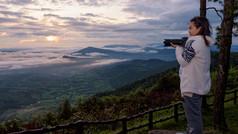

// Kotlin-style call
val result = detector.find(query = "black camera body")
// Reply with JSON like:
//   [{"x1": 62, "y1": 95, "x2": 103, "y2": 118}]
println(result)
[{"x1": 163, "y1": 37, "x2": 188, "y2": 47}]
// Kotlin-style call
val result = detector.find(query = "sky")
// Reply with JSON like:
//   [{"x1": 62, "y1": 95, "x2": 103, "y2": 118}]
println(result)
[{"x1": 0, "y1": 0, "x2": 235, "y2": 49}]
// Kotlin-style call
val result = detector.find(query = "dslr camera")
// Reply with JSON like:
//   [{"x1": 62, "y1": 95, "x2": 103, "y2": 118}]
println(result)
[{"x1": 163, "y1": 37, "x2": 188, "y2": 47}]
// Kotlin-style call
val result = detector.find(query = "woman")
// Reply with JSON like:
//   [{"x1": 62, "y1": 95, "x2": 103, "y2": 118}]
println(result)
[{"x1": 171, "y1": 16, "x2": 215, "y2": 134}]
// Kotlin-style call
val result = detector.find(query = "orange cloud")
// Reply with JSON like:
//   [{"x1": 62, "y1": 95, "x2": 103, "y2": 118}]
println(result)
[
  {"x1": 20, "y1": 39, "x2": 37, "y2": 43},
  {"x1": 1, "y1": 32, "x2": 8, "y2": 36}
]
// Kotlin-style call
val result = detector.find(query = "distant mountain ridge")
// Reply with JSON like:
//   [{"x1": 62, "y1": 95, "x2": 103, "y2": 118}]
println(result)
[
  {"x1": 71, "y1": 46, "x2": 176, "y2": 61},
  {"x1": 74, "y1": 46, "x2": 127, "y2": 56},
  {"x1": 103, "y1": 44, "x2": 141, "y2": 48}
]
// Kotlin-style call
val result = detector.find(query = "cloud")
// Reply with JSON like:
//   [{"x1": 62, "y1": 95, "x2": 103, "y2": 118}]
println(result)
[
  {"x1": 7, "y1": 26, "x2": 41, "y2": 31},
  {"x1": 113, "y1": 27, "x2": 155, "y2": 33},
  {"x1": 0, "y1": 10, "x2": 38, "y2": 22},
  {"x1": 44, "y1": 13, "x2": 76, "y2": 21},
  {"x1": 0, "y1": 17, "x2": 18, "y2": 23},
  {"x1": 0, "y1": 47, "x2": 74, "y2": 70},
  {"x1": 0, "y1": 5, "x2": 8, "y2": 9},
  {"x1": 66, "y1": 19, "x2": 90, "y2": 27},
  {"x1": 0, "y1": 32, "x2": 8, "y2": 36},
  {"x1": 83, "y1": 13, "x2": 98, "y2": 17},
  {"x1": 85, "y1": 52, "x2": 108, "y2": 57},
  {"x1": 33, "y1": 30, "x2": 60, "y2": 36},
  {"x1": 22, "y1": 7, "x2": 56, "y2": 12},
  {"x1": 42, "y1": 0, "x2": 73, "y2": 5},
  {"x1": 76, "y1": 0, "x2": 116, "y2": 6},
  {"x1": 23, "y1": 15, "x2": 38, "y2": 20},
  {"x1": 5, "y1": 0, "x2": 36, "y2": 5},
  {"x1": 103, "y1": 44, "x2": 145, "y2": 53},
  {"x1": 87, "y1": 59, "x2": 127, "y2": 67},
  {"x1": 124, "y1": 3, "x2": 165, "y2": 17},
  {"x1": 20, "y1": 39, "x2": 36, "y2": 43},
  {"x1": 0, "y1": 0, "x2": 234, "y2": 48},
  {"x1": 0, "y1": 10, "x2": 23, "y2": 17},
  {"x1": 41, "y1": 8, "x2": 53, "y2": 11},
  {"x1": 14, "y1": 32, "x2": 30, "y2": 37},
  {"x1": 84, "y1": 32, "x2": 121, "y2": 38},
  {"x1": 123, "y1": 0, "x2": 201, "y2": 31},
  {"x1": 125, "y1": 0, "x2": 199, "y2": 17}
]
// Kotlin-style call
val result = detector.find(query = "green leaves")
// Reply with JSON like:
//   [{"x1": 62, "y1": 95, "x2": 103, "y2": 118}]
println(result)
[
  {"x1": 208, "y1": 0, "x2": 237, "y2": 43},
  {"x1": 57, "y1": 99, "x2": 72, "y2": 120}
]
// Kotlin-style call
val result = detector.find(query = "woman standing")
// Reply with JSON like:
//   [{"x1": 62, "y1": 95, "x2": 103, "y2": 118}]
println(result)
[{"x1": 171, "y1": 16, "x2": 215, "y2": 134}]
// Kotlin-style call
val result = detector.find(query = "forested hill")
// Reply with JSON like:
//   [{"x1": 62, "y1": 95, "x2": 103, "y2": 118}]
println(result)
[
  {"x1": 95, "y1": 67, "x2": 178, "y2": 97},
  {"x1": 96, "y1": 51, "x2": 238, "y2": 97},
  {"x1": 210, "y1": 52, "x2": 238, "y2": 71}
]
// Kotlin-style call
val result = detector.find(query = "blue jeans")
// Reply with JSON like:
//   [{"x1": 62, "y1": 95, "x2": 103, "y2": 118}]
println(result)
[{"x1": 182, "y1": 94, "x2": 203, "y2": 134}]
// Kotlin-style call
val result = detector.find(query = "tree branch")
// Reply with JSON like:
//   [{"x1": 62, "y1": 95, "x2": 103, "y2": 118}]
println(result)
[{"x1": 206, "y1": 7, "x2": 223, "y2": 21}]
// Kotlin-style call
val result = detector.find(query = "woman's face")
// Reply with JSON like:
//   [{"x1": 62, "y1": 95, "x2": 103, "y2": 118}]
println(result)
[{"x1": 189, "y1": 21, "x2": 201, "y2": 36}]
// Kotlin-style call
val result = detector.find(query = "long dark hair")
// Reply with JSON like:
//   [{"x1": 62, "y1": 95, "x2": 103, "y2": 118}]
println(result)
[{"x1": 190, "y1": 16, "x2": 212, "y2": 46}]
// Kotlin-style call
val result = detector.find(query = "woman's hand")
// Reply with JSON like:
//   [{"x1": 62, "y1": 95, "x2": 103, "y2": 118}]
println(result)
[{"x1": 170, "y1": 43, "x2": 178, "y2": 48}]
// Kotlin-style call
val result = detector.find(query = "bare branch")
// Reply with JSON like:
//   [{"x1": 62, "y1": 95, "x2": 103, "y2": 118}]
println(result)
[{"x1": 206, "y1": 7, "x2": 223, "y2": 21}]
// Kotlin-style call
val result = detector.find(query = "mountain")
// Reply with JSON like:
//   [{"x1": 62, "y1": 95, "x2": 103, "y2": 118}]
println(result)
[
  {"x1": 103, "y1": 44, "x2": 141, "y2": 48},
  {"x1": 74, "y1": 47, "x2": 118, "y2": 55},
  {"x1": 71, "y1": 46, "x2": 176, "y2": 61}
]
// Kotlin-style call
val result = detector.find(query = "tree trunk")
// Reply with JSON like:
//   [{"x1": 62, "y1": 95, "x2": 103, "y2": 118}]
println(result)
[
  {"x1": 200, "y1": 0, "x2": 208, "y2": 108},
  {"x1": 200, "y1": 0, "x2": 207, "y2": 17},
  {"x1": 213, "y1": 0, "x2": 234, "y2": 131}
]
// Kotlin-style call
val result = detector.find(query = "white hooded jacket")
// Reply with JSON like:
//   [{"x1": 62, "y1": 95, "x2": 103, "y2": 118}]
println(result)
[{"x1": 175, "y1": 35, "x2": 215, "y2": 95}]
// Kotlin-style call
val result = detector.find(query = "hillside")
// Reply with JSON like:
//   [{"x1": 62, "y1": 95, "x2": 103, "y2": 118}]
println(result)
[
  {"x1": 1, "y1": 51, "x2": 238, "y2": 122},
  {"x1": 96, "y1": 51, "x2": 238, "y2": 97},
  {"x1": 1, "y1": 49, "x2": 237, "y2": 123},
  {"x1": 1, "y1": 63, "x2": 237, "y2": 134},
  {"x1": 0, "y1": 58, "x2": 178, "y2": 122}
]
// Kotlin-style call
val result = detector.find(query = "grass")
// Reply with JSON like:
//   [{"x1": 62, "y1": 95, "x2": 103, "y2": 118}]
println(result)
[
  {"x1": 106, "y1": 91, "x2": 238, "y2": 134},
  {"x1": 145, "y1": 94, "x2": 238, "y2": 134},
  {"x1": 124, "y1": 102, "x2": 237, "y2": 134}
]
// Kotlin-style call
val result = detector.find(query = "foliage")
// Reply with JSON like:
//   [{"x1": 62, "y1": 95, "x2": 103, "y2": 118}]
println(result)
[
  {"x1": 208, "y1": 0, "x2": 237, "y2": 45},
  {"x1": 210, "y1": 52, "x2": 238, "y2": 72},
  {"x1": 1, "y1": 119, "x2": 24, "y2": 133},
  {"x1": 57, "y1": 99, "x2": 72, "y2": 120},
  {"x1": 149, "y1": 71, "x2": 180, "y2": 92},
  {"x1": 211, "y1": 66, "x2": 238, "y2": 93},
  {"x1": 227, "y1": 66, "x2": 238, "y2": 90},
  {"x1": 0, "y1": 55, "x2": 238, "y2": 133},
  {"x1": 0, "y1": 69, "x2": 182, "y2": 133},
  {"x1": 43, "y1": 111, "x2": 58, "y2": 126},
  {"x1": 95, "y1": 67, "x2": 179, "y2": 97}
]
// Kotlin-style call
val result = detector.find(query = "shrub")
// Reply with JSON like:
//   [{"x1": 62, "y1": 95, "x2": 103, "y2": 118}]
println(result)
[{"x1": 3, "y1": 118, "x2": 24, "y2": 133}]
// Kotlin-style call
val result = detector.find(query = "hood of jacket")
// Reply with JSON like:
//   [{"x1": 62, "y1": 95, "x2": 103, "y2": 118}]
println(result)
[{"x1": 188, "y1": 35, "x2": 215, "y2": 47}]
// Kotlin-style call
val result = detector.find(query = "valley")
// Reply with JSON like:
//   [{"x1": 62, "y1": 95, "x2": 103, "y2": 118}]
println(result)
[{"x1": 0, "y1": 46, "x2": 178, "y2": 121}]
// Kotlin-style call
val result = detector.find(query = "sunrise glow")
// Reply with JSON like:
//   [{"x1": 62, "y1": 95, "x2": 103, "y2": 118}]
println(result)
[
  {"x1": 0, "y1": 32, "x2": 8, "y2": 36},
  {"x1": 46, "y1": 36, "x2": 59, "y2": 42},
  {"x1": 20, "y1": 39, "x2": 37, "y2": 43},
  {"x1": 0, "y1": 0, "x2": 228, "y2": 48}
]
